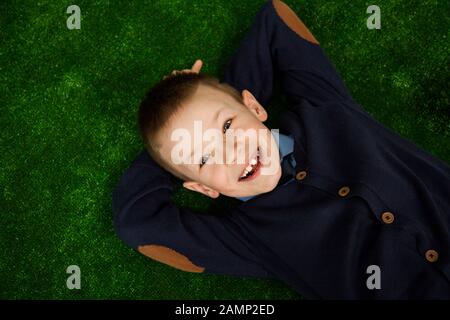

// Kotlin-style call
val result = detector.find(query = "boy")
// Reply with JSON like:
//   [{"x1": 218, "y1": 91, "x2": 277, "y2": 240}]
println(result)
[{"x1": 113, "y1": 0, "x2": 450, "y2": 299}]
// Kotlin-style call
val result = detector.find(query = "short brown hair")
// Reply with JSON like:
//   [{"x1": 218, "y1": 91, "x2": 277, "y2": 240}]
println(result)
[{"x1": 138, "y1": 72, "x2": 242, "y2": 179}]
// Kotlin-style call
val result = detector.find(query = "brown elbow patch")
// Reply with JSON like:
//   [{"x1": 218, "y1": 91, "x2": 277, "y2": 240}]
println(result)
[
  {"x1": 272, "y1": 0, "x2": 319, "y2": 44},
  {"x1": 138, "y1": 244, "x2": 205, "y2": 273}
]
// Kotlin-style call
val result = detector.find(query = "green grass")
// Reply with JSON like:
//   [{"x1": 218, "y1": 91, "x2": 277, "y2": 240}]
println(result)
[{"x1": 0, "y1": 0, "x2": 448, "y2": 299}]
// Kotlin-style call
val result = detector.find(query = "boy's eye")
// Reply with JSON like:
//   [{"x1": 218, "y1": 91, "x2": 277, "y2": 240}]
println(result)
[
  {"x1": 200, "y1": 118, "x2": 232, "y2": 169},
  {"x1": 223, "y1": 119, "x2": 232, "y2": 133}
]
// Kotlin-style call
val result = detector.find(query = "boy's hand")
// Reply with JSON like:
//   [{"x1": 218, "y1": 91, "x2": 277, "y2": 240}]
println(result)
[{"x1": 163, "y1": 59, "x2": 203, "y2": 79}]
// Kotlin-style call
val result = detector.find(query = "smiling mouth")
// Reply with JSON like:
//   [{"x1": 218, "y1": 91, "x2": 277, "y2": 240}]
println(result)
[{"x1": 238, "y1": 147, "x2": 262, "y2": 182}]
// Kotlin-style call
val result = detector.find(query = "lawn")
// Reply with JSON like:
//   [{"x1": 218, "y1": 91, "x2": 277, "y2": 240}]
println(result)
[{"x1": 1, "y1": 0, "x2": 448, "y2": 299}]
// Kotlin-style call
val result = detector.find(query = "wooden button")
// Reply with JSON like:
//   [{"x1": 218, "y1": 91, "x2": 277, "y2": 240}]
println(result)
[
  {"x1": 295, "y1": 171, "x2": 307, "y2": 180},
  {"x1": 381, "y1": 211, "x2": 395, "y2": 224},
  {"x1": 425, "y1": 249, "x2": 439, "y2": 263},
  {"x1": 338, "y1": 186, "x2": 350, "y2": 197}
]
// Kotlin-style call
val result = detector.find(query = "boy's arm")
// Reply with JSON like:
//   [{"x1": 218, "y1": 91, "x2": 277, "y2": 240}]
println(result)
[
  {"x1": 223, "y1": 0, "x2": 351, "y2": 107},
  {"x1": 112, "y1": 151, "x2": 271, "y2": 278}
]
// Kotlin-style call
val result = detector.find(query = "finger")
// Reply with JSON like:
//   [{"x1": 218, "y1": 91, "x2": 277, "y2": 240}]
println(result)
[
  {"x1": 172, "y1": 69, "x2": 190, "y2": 74},
  {"x1": 191, "y1": 59, "x2": 203, "y2": 73}
]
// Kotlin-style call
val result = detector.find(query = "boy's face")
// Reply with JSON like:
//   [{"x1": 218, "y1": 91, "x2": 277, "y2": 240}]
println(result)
[{"x1": 155, "y1": 84, "x2": 282, "y2": 198}]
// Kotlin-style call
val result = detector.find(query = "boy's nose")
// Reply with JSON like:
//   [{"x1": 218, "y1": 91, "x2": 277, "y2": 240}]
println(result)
[
  {"x1": 224, "y1": 138, "x2": 246, "y2": 165},
  {"x1": 231, "y1": 141, "x2": 251, "y2": 166},
  {"x1": 225, "y1": 140, "x2": 237, "y2": 165}
]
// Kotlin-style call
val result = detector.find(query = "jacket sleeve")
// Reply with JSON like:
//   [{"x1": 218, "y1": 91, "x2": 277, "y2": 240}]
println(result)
[
  {"x1": 223, "y1": 0, "x2": 351, "y2": 107},
  {"x1": 112, "y1": 151, "x2": 272, "y2": 279}
]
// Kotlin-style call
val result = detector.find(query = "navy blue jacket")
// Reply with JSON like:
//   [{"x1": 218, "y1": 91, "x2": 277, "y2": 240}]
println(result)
[{"x1": 113, "y1": 0, "x2": 450, "y2": 299}]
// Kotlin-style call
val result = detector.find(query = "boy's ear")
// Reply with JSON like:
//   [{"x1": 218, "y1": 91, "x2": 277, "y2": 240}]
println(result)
[
  {"x1": 183, "y1": 181, "x2": 220, "y2": 199},
  {"x1": 242, "y1": 89, "x2": 268, "y2": 122}
]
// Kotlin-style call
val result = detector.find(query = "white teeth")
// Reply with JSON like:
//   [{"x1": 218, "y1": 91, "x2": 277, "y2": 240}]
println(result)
[{"x1": 239, "y1": 149, "x2": 260, "y2": 180}]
